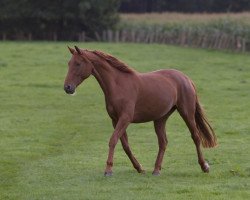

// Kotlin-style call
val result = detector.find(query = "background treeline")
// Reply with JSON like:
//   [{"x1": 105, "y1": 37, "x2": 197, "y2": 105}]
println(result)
[
  {"x1": 119, "y1": 0, "x2": 250, "y2": 13},
  {"x1": 0, "y1": 0, "x2": 120, "y2": 40},
  {"x1": 1, "y1": 0, "x2": 250, "y2": 41}
]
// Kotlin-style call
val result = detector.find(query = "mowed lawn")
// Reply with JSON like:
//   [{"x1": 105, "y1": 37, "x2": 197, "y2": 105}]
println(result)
[{"x1": 0, "y1": 42, "x2": 249, "y2": 200}]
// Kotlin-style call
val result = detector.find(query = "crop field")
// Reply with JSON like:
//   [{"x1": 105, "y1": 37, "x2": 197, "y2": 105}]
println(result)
[
  {"x1": 120, "y1": 12, "x2": 250, "y2": 25},
  {"x1": 0, "y1": 42, "x2": 250, "y2": 200},
  {"x1": 118, "y1": 12, "x2": 250, "y2": 52}
]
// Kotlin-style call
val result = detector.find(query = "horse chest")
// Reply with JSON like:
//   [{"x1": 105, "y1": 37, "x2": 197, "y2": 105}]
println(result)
[
  {"x1": 106, "y1": 103, "x2": 114, "y2": 113},
  {"x1": 106, "y1": 103, "x2": 116, "y2": 119}
]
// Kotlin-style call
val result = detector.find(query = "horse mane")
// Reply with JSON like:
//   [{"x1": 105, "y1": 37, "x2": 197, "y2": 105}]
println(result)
[{"x1": 91, "y1": 50, "x2": 135, "y2": 73}]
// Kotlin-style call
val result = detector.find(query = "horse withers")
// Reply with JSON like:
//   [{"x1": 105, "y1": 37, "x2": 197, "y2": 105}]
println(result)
[{"x1": 64, "y1": 46, "x2": 217, "y2": 176}]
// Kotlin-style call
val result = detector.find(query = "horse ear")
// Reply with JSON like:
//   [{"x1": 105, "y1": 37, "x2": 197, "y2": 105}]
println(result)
[
  {"x1": 68, "y1": 46, "x2": 75, "y2": 54},
  {"x1": 74, "y1": 46, "x2": 83, "y2": 55}
]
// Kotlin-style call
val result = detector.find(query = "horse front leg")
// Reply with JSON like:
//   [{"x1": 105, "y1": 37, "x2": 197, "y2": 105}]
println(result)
[
  {"x1": 112, "y1": 120, "x2": 144, "y2": 174},
  {"x1": 104, "y1": 115, "x2": 130, "y2": 176},
  {"x1": 120, "y1": 133, "x2": 145, "y2": 173}
]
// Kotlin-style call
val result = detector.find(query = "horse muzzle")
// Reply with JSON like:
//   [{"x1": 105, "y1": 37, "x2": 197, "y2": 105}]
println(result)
[{"x1": 64, "y1": 85, "x2": 76, "y2": 95}]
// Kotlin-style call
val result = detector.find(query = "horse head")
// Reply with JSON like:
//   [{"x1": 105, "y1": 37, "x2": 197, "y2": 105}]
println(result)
[{"x1": 64, "y1": 46, "x2": 94, "y2": 94}]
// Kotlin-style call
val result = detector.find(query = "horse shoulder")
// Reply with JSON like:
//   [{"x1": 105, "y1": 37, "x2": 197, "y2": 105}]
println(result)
[{"x1": 105, "y1": 74, "x2": 139, "y2": 121}]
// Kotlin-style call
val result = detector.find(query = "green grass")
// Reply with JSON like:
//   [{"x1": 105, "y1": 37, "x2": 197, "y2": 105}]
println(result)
[{"x1": 0, "y1": 42, "x2": 250, "y2": 200}]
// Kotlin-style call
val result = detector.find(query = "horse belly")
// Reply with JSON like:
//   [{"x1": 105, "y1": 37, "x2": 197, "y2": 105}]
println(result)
[{"x1": 132, "y1": 90, "x2": 176, "y2": 123}]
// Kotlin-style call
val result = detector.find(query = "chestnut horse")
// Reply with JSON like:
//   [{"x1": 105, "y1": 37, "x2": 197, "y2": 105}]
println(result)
[{"x1": 64, "y1": 46, "x2": 217, "y2": 176}]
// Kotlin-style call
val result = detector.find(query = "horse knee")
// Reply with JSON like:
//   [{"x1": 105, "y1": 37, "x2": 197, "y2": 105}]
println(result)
[
  {"x1": 159, "y1": 140, "x2": 167, "y2": 151},
  {"x1": 109, "y1": 136, "x2": 119, "y2": 149},
  {"x1": 161, "y1": 145, "x2": 166, "y2": 151}
]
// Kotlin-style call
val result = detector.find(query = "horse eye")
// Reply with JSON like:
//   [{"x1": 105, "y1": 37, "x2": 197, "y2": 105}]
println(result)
[{"x1": 75, "y1": 62, "x2": 81, "y2": 67}]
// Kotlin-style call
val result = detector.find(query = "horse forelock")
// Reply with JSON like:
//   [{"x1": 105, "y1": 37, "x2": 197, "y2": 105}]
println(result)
[{"x1": 90, "y1": 50, "x2": 134, "y2": 73}]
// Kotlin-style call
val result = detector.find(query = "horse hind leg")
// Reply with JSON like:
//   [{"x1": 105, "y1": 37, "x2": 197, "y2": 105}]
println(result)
[
  {"x1": 152, "y1": 107, "x2": 176, "y2": 175},
  {"x1": 178, "y1": 106, "x2": 209, "y2": 173},
  {"x1": 152, "y1": 117, "x2": 168, "y2": 176}
]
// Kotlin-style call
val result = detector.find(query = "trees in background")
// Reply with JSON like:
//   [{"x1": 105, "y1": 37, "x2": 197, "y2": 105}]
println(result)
[
  {"x1": 119, "y1": 0, "x2": 250, "y2": 13},
  {"x1": 0, "y1": 0, "x2": 120, "y2": 40}
]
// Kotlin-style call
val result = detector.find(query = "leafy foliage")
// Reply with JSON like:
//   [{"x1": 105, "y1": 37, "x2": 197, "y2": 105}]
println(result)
[
  {"x1": 120, "y1": 0, "x2": 250, "y2": 13},
  {"x1": 0, "y1": 0, "x2": 120, "y2": 40}
]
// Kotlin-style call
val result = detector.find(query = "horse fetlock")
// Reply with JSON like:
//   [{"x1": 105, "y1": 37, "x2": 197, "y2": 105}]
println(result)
[
  {"x1": 201, "y1": 162, "x2": 210, "y2": 173},
  {"x1": 106, "y1": 161, "x2": 113, "y2": 167}
]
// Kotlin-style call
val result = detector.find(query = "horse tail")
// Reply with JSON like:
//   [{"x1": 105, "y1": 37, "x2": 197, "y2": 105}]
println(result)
[{"x1": 195, "y1": 98, "x2": 217, "y2": 148}]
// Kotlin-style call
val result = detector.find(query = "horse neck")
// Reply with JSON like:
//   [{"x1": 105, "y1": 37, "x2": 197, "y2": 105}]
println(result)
[{"x1": 90, "y1": 59, "x2": 119, "y2": 97}]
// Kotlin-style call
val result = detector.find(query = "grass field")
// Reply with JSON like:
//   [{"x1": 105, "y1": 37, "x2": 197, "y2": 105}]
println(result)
[{"x1": 0, "y1": 42, "x2": 250, "y2": 200}]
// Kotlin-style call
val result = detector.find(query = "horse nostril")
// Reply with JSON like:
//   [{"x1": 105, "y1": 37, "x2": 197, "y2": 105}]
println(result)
[
  {"x1": 64, "y1": 85, "x2": 71, "y2": 92},
  {"x1": 64, "y1": 85, "x2": 68, "y2": 90},
  {"x1": 64, "y1": 85, "x2": 75, "y2": 94},
  {"x1": 66, "y1": 85, "x2": 71, "y2": 90}
]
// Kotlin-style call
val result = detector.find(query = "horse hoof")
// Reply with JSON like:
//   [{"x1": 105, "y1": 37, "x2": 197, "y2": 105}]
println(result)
[
  {"x1": 137, "y1": 167, "x2": 145, "y2": 174},
  {"x1": 104, "y1": 171, "x2": 113, "y2": 177},
  {"x1": 202, "y1": 162, "x2": 210, "y2": 173},
  {"x1": 152, "y1": 171, "x2": 160, "y2": 176}
]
